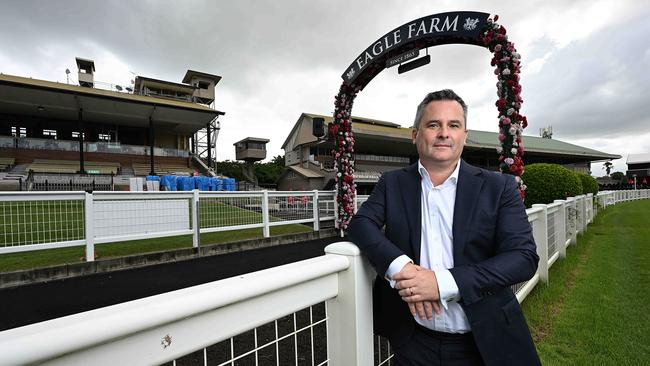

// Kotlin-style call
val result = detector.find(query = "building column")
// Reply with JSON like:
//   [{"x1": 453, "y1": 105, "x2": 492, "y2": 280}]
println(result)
[
  {"x1": 206, "y1": 123, "x2": 212, "y2": 169},
  {"x1": 149, "y1": 116, "x2": 155, "y2": 176},
  {"x1": 78, "y1": 108, "x2": 85, "y2": 174}
]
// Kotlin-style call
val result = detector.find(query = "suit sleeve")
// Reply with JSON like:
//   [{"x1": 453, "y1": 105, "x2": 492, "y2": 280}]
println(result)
[
  {"x1": 449, "y1": 175, "x2": 539, "y2": 305},
  {"x1": 347, "y1": 174, "x2": 406, "y2": 276}
]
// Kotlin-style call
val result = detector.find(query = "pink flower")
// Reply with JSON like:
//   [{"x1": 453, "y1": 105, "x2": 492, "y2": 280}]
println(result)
[
  {"x1": 498, "y1": 134, "x2": 506, "y2": 142},
  {"x1": 494, "y1": 44, "x2": 502, "y2": 52}
]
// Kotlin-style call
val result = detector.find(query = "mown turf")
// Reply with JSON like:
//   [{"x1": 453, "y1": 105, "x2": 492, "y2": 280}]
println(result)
[
  {"x1": 0, "y1": 224, "x2": 312, "y2": 273},
  {"x1": 521, "y1": 200, "x2": 650, "y2": 365}
]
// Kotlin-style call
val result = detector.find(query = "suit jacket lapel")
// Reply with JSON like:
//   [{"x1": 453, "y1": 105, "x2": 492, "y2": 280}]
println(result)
[
  {"x1": 399, "y1": 163, "x2": 422, "y2": 263},
  {"x1": 453, "y1": 161, "x2": 484, "y2": 264}
]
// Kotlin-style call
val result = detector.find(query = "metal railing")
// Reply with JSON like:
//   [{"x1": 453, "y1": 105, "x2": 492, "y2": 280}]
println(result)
[{"x1": 0, "y1": 190, "x2": 648, "y2": 365}]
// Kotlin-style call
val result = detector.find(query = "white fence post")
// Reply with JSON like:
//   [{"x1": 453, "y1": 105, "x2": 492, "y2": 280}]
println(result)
[
  {"x1": 262, "y1": 190, "x2": 270, "y2": 238},
  {"x1": 324, "y1": 242, "x2": 374, "y2": 366},
  {"x1": 580, "y1": 195, "x2": 587, "y2": 232},
  {"x1": 312, "y1": 190, "x2": 320, "y2": 232},
  {"x1": 554, "y1": 200, "x2": 567, "y2": 258},
  {"x1": 192, "y1": 189, "x2": 200, "y2": 248},
  {"x1": 84, "y1": 192, "x2": 95, "y2": 262},
  {"x1": 585, "y1": 193, "x2": 594, "y2": 224},
  {"x1": 532, "y1": 204, "x2": 549, "y2": 284}
]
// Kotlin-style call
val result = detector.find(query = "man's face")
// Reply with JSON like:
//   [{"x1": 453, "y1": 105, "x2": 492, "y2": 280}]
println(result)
[{"x1": 412, "y1": 100, "x2": 468, "y2": 167}]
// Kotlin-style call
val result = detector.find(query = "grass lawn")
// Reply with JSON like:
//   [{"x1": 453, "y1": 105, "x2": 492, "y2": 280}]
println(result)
[
  {"x1": 0, "y1": 197, "x2": 316, "y2": 273},
  {"x1": 0, "y1": 224, "x2": 313, "y2": 273},
  {"x1": 521, "y1": 200, "x2": 650, "y2": 365}
]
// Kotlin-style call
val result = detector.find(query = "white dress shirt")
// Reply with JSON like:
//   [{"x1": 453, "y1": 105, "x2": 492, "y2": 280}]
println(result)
[{"x1": 385, "y1": 160, "x2": 471, "y2": 333}]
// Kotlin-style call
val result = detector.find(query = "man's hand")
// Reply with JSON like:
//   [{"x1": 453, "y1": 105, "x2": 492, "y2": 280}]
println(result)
[{"x1": 393, "y1": 263, "x2": 441, "y2": 319}]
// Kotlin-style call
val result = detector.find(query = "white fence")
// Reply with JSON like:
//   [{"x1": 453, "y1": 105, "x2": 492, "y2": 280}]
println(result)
[
  {"x1": 0, "y1": 190, "x2": 347, "y2": 260},
  {"x1": 0, "y1": 190, "x2": 648, "y2": 365}
]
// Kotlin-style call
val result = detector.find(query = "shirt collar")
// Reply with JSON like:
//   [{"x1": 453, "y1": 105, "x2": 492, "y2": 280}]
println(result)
[{"x1": 417, "y1": 159, "x2": 461, "y2": 187}]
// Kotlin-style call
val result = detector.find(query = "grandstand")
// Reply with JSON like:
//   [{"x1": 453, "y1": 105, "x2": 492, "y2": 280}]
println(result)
[{"x1": 0, "y1": 58, "x2": 227, "y2": 191}]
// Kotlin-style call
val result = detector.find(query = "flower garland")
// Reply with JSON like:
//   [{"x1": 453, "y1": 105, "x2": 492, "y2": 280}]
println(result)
[
  {"x1": 329, "y1": 82, "x2": 359, "y2": 230},
  {"x1": 481, "y1": 15, "x2": 528, "y2": 198}
]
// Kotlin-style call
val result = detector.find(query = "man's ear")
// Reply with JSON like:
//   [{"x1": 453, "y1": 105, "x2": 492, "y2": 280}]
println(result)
[{"x1": 412, "y1": 128, "x2": 418, "y2": 144}]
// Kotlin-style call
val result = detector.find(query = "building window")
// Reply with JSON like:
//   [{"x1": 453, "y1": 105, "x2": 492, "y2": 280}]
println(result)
[
  {"x1": 98, "y1": 133, "x2": 111, "y2": 141},
  {"x1": 198, "y1": 81, "x2": 210, "y2": 89},
  {"x1": 43, "y1": 129, "x2": 57, "y2": 139},
  {"x1": 11, "y1": 126, "x2": 27, "y2": 138},
  {"x1": 72, "y1": 131, "x2": 85, "y2": 140}
]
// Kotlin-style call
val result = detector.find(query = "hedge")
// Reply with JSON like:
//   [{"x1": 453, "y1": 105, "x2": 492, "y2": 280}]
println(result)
[
  {"x1": 577, "y1": 173, "x2": 599, "y2": 195},
  {"x1": 522, "y1": 164, "x2": 583, "y2": 207}
]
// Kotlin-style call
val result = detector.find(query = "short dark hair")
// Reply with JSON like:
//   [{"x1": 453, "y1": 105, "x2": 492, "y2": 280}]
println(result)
[{"x1": 413, "y1": 89, "x2": 468, "y2": 129}]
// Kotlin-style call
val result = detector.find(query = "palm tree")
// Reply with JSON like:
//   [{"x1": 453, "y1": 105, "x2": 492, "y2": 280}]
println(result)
[{"x1": 602, "y1": 161, "x2": 613, "y2": 176}]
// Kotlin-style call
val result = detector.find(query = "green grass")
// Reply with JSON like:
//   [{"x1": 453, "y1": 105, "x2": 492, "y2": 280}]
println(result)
[
  {"x1": 521, "y1": 200, "x2": 650, "y2": 365},
  {"x1": 0, "y1": 198, "x2": 291, "y2": 247},
  {"x1": 0, "y1": 197, "x2": 315, "y2": 273},
  {"x1": 0, "y1": 224, "x2": 312, "y2": 273}
]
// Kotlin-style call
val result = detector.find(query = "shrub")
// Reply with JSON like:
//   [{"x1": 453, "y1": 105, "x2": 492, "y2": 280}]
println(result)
[
  {"x1": 577, "y1": 173, "x2": 599, "y2": 195},
  {"x1": 522, "y1": 164, "x2": 583, "y2": 207}
]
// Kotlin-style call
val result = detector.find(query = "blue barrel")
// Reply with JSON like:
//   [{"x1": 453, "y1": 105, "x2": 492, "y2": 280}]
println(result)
[
  {"x1": 160, "y1": 175, "x2": 177, "y2": 191},
  {"x1": 197, "y1": 176, "x2": 211, "y2": 191},
  {"x1": 177, "y1": 176, "x2": 194, "y2": 191},
  {"x1": 146, "y1": 175, "x2": 160, "y2": 182},
  {"x1": 224, "y1": 178, "x2": 236, "y2": 191}
]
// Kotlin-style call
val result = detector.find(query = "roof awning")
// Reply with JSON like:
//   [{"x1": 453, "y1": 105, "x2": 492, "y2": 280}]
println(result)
[{"x1": 0, "y1": 74, "x2": 223, "y2": 134}]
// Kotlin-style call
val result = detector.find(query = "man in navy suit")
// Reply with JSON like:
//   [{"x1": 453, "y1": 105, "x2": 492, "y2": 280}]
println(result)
[{"x1": 347, "y1": 90, "x2": 540, "y2": 365}]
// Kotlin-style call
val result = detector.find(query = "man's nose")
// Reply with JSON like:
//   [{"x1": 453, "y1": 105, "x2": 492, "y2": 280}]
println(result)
[{"x1": 436, "y1": 125, "x2": 450, "y2": 138}]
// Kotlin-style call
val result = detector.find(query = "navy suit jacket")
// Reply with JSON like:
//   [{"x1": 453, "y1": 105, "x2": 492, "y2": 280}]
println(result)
[{"x1": 347, "y1": 161, "x2": 541, "y2": 366}]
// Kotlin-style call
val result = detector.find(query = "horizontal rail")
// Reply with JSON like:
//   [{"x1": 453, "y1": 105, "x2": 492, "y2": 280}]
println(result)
[{"x1": 0, "y1": 253, "x2": 350, "y2": 366}]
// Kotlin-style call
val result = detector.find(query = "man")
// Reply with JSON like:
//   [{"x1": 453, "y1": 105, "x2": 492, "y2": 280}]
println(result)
[{"x1": 347, "y1": 90, "x2": 540, "y2": 365}]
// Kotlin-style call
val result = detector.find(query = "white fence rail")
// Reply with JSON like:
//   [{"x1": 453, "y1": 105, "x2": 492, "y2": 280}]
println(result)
[
  {"x1": 0, "y1": 190, "x2": 362, "y2": 258},
  {"x1": 0, "y1": 190, "x2": 648, "y2": 365}
]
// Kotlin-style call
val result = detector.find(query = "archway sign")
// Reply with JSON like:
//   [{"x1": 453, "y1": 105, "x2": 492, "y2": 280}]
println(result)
[{"x1": 330, "y1": 11, "x2": 528, "y2": 230}]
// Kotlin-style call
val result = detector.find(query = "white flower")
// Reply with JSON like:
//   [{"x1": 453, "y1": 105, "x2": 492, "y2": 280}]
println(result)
[
  {"x1": 507, "y1": 108, "x2": 515, "y2": 115},
  {"x1": 502, "y1": 68, "x2": 511, "y2": 76},
  {"x1": 496, "y1": 147, "x2": 503, "y2": 154},
  {"x1": 505, "y1": 158, "x2": 514, "y2": 165},
  {"x1": 511, "y1": 148, "x2": 518, "y2": 154}
]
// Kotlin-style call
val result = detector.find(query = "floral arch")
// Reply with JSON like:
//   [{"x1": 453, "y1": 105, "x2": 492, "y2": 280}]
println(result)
[{"x1": 330, "y1": 12, "x2": 527, "y2": 229}]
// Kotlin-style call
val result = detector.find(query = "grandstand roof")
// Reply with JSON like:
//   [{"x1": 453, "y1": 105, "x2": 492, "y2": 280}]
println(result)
[
  {"x1": 627, "y1": 153, "x2": 650, "y2": 164},
  {"x1": 0, "y1": 73, "x2": 224, "y2": 134},
  {"x1": 282, "y1": 112, "x2": 621, "y2": 162}
]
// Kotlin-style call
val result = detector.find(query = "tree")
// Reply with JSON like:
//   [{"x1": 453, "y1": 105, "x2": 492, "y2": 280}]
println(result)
[
  {"x1": 602, "y1": 161, "x2": 613, "y2": 176},
  {"x1": 610, "y1": 171, "x2": 625, "y2": 181}
]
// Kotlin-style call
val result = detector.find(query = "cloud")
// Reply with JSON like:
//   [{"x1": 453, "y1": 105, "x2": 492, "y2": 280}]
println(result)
[{"x1": 1, "y1": 0, "x2": 649, "y2": 166}]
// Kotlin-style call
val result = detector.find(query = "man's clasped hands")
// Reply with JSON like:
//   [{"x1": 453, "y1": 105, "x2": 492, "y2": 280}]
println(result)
[{"x1": 393, "y1": 262, "x2": 443, "y2": 320}]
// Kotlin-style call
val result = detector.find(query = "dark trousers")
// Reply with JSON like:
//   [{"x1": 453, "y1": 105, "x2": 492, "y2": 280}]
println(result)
[{"x1": 393, "y1": 326, "x2": 485, "y2": 366}]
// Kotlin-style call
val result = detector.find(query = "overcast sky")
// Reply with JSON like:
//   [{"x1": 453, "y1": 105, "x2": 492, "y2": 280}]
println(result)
[{"x1": 2, "y1": 0, "x2": 649, "y2": 176}]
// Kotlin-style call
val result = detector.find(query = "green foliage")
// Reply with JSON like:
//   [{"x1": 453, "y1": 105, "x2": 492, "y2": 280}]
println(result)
[
  {"x1": 217, "y1": 160, "x2": 244, "y2": 181},
  {"x1": 610, "y1": 171, "x2": 625, "y2": 182},
  {"x1": 217, "y1": 155, "x2": 286, "y2": 185},
  {"x1": 522, "y1": 164, "x2": 583, "y2": 207},
  {"x1": 254, "y1": 155, "x2": 285, "y2": 184},
  {"x1": 577, "y1": 173, "x2": 599, "y2": 195}
]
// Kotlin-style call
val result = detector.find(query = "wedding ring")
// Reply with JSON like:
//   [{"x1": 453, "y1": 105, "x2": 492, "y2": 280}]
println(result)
[{"x1": 409, "y1": 287, "x2": 414, "y2": 296}]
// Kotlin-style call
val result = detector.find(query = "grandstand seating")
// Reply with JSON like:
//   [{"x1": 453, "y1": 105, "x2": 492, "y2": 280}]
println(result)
[
  {"x1": 28, "y1": 159, "x2": 120, "y2": 174},
  {"x1": 132, "y1": 163, "x2": 194, "y2": 176},
  {"x1": 0, "y1": 157, "x2": 15, "y2": 171}
]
